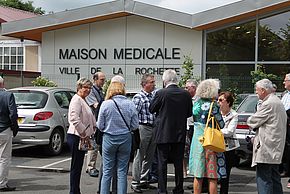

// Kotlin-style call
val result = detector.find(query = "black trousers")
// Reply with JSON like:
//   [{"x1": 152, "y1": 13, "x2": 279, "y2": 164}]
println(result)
[
  {"x1": 157, "y1": 143, "x2": 185, "y2": 194},
  {"x1": 67, "y1": 134, "x2": 86, "y2": 194},
  {"x1": 220, "y1": 150, "x2": 236, "y2": 194}
]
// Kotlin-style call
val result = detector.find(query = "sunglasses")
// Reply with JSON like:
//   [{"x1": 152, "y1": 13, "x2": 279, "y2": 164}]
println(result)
[{"x1": 218, "y1": 98, "x2": 225, "y2": 102}]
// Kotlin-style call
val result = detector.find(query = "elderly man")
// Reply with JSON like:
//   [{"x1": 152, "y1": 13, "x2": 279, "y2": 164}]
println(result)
[
  {"x1": 85, "y1": 72, "x2": 106, "y2": 177},
  {"x1": 131, "y1": 74, "x2": 156, "y2": 193},
  {"x1": 281, "y1": 73, "x2": 290, "y2": 188},
  {"x1": 0, "y1": 76, "x2": 18, "y2": 191},
  {"x1": 184, "y1": 79, "x2": 198, "y2": 177},
  {"x1": 247, "y1": 79, "x2": 287, "y2": 194},
  {"x1": 149, "y1": 69, "x2": 192, "y2": 194}
]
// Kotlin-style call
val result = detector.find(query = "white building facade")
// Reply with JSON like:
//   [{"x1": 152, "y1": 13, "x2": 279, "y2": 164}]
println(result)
[{"x1": 2, "y1": 0, "x2": 290, "y2": 91}]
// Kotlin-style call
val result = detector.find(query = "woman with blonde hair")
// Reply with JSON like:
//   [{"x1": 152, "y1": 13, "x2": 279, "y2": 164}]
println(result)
[
  {"x1": 97, "y1": 82, "x2": 139, "y2": 194},
  {"x1": 188, "y1": 79, "x2": 225, "y2": 194}
]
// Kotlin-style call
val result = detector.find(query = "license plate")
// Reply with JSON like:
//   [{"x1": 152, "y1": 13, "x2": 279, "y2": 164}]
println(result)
[{"x1": 17, "y1": 118, "x2": 24, "y2": 124}]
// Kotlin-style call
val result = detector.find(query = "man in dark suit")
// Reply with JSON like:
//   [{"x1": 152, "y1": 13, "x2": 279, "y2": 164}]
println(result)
[
  {"x1": 0, "y1": 76, "x2": 19, "y2": 191},
  {"x1": 149, "y1": 70, "x2": 192, "y2": 194}
]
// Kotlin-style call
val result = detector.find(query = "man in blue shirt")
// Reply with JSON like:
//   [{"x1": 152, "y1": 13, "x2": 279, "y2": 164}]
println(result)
[{"x1": 131, "y1": 74, "x2": 156, "y2": 193}]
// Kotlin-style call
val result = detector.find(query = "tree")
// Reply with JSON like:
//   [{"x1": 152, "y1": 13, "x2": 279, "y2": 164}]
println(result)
[
  {"x1": 0, "y1": 0, "x2": 45, "y2": 14},
  {"x1": 31, "y1": 76, "x2": 57, "y2": 87},
  {"x1": 250, "y1": 64, "x2": 278, "y2": 84},
  {"x1": 178, "y1": 55, "x2": 199, "y2": 87}
]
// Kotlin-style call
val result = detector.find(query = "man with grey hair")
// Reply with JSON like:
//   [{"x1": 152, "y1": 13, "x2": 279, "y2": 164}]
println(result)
[
  {"x1": 184, "y1": 79, "x2": 198, "y2": 178},
  {"x1": 0, "y1": 76, "x2": 18, "y2": 191},
  {"x1": 247, "y1": 78, "x2": 287, "y2": 194},
  {"x1": 149, "y1": 69, "x2": 192, "y2": 194},
  {"x1": 111, "y1": 75, "x2": 125, "y2": 85},
  {"x1": 131, "y1": 74, "x2": 156, "y2": 193}
]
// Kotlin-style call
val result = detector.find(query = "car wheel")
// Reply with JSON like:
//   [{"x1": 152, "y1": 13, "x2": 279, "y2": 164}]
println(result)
[{"x1": 46, "y1": 128, "x2": 64, "y2": 155}]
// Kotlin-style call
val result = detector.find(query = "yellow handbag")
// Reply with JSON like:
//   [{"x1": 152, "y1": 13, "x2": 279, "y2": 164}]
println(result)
[{"x1": 199, "y1": 102, "x2": 226, "y2": 152}]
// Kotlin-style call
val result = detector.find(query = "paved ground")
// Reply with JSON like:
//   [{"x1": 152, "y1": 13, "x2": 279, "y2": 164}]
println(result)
[{"x1": 6, "y1": 145, "x2": 290, "y2": 194}]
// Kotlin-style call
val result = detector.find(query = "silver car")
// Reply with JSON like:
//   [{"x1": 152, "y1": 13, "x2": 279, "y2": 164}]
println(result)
[
  {"x1": 9, "y1": 87, "x2": 76, "y2": 155},
  {"x1": 235, "y1": 94, "x2": 257, "y2": 163}
]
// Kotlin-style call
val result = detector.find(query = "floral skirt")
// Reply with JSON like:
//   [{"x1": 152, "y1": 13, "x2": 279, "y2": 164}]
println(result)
[{"x1": 188, "y1": 122, "x2": 226, "y2": 179}]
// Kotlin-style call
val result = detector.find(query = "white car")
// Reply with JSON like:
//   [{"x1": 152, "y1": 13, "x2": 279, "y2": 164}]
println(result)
[{"x1": 9, "y1": 87, "x2": 76, "y2": 155}]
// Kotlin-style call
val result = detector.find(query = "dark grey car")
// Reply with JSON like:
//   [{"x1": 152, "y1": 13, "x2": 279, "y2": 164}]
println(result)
[{"x1": 9, "y1": 87, "x2": 76, "y2": 155}]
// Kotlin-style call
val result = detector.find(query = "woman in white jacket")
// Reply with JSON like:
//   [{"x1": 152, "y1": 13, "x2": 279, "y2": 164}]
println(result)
[{"x1": 218, "y1": 91, "x2": 240, "y2": 194}]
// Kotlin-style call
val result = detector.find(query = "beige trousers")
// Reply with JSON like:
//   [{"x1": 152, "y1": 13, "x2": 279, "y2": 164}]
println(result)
[
  {"x1": 86, "y1": 147, "x2": 99, "y2": 171},
  {"x1": 0, "y1": 128, "x2": 12, "y2": 188}
]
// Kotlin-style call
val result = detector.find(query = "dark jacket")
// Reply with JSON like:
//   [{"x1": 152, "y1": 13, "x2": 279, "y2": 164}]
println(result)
[
  {"x1": 0, "y1": 90, "x2": 19, "y2": 136},
  {"x1": 149, "y1": 84, "x2": 192, "y2": 144}
]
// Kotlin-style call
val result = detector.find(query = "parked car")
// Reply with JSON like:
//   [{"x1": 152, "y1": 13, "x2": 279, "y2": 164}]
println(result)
[
  {"x1": 9, "y1": 87, "x2": 76, "y2": 155},
  {"x1": 126, "y1": 90, "x2": 138, "y2": 99},
  {"x1": 234, "y1": 94, "x2": 258, "y2": 164},
  {"x1": 233, "y1": 93, "x2": 251, "y2": 110}
]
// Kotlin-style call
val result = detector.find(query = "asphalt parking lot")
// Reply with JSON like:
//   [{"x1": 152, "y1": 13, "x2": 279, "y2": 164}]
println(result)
[{"x1": 7, "y1": 145, "x2": 290, "y2": 194}]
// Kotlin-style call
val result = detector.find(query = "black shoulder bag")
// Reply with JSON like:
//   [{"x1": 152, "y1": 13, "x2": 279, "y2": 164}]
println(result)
[{"x1": 112, "y1": 99, "x2": 140, "y2": 152}]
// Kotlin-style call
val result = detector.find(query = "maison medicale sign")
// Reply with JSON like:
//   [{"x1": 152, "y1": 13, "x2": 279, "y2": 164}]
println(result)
[
  {"x1": 57, "y1": 47, "x2": 182, "y2": 76},
  {"x1": 40, "y1": 16, "x2": 202, "y2": 89}
]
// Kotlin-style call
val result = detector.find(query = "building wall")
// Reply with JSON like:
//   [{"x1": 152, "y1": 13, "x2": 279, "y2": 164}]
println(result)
[
  {"x1": 42, "y1": 15, "x2": 202, "y2": 90},
  {"x1": 25, "y1": 45, "x2": 39, "y2": 71}
]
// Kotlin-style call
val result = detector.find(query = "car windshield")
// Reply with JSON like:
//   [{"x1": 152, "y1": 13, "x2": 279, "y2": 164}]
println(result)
[
  {"x1": 12, "y1": 90, "x2": 48, "y2": 109},
  {"x1": 237, "y1": 95, "x2": 258, "y2": 113}
]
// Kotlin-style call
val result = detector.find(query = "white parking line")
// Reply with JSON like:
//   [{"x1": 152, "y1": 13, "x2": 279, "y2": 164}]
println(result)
[
  {"x1": 15, "y1": 165, "x2": 64, "y2": 171},
  {"x1": 41, "y1": 158, "x2": 71, "y2": 168},
  {"x1": 14, "y1": 154, "x2": 87, "y2": 170}
]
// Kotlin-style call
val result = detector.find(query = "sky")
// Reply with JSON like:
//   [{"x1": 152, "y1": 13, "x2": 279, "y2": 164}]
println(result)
[{"x1": 23, "y1": 0, "x2": 241, "y2": 14}]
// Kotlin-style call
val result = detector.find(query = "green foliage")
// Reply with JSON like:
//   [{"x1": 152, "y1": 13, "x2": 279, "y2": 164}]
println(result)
[
  {"x1": 178, "y1": 55, "x2": 199, "y2": 87},
  {"x1": 102, "y1": 79, "x2": 111, "y2": 96},
  {"x1": 0, "y1": 0, "x2": 45, "y2": 14},
  {"x1": 31, "y1": 76, "x2": 57, "y2": 87},
  {"x1": 250, "y1": 64, "x2": 278, "y2": 84}
]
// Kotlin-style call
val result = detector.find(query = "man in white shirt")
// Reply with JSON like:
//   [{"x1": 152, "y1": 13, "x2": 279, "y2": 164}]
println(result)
[{"x1": 281, "y1": 73, "x2": 290, "y2": 188}]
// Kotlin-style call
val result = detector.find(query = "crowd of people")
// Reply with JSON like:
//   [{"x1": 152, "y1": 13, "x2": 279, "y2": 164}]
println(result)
[
  {"x1": 0, "y1": 70, "x2": 289, "y2": 194},
  {"x1": 66, "y1": 70, "x2": 289, "y2": 194}
]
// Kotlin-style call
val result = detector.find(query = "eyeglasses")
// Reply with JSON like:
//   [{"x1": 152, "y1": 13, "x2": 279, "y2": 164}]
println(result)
[{"x1": 218, "y1": 98, "x2": 225, "y2": 102}]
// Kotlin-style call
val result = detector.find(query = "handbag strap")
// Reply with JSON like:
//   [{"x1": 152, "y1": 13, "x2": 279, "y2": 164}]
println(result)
[
  {"x1": 112, "y1": 99, "x2": 131, "y2": 132},
  {"x1": 205, "y1": 101, "x2": 214, "y2": 129}
]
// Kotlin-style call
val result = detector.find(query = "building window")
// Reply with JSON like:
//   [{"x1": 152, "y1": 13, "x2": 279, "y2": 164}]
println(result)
[
  {"x1": 258, "y1": 11, "x2": 290, "y2": 61},
  {"x1": 206, "y1": 64, "x2": 254, "y2": 93},
  {"x1": 0, "y1": 46, "x2": 24, "y2": 70},
  {"x1": 206, "y1": 21, "x2": 256, "y2": 61}
]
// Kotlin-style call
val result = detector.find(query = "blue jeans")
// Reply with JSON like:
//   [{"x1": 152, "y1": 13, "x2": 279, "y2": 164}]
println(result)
[
  {"x1": 101, "y1": 133, "x2": 131, "y2": 194},
  {"x1": 256, "y1": 163, "x2": 283, "y2": 194},
  {"x1": 67, "y1": 134, "x2": 86, "y2": 194}
]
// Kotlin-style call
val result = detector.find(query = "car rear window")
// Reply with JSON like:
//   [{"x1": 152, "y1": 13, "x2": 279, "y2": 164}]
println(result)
[
  {"x1": 12, "y1": 90, "x2": 48, "y2": 109},
  {"x1": 237, "y1": 95, "x2": 258, "y2": 113}
]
